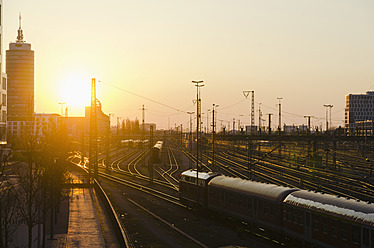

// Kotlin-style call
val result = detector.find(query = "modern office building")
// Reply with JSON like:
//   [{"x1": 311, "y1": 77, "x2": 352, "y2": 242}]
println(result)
[
  {"x1": 6, "y1": 15, "x2": 34, "y2": 122},
  {"x1": 345, "y1": 91, "x2": 374, "y2": 135},
  {"x1": 0, "y1": 1, "x2": 7, "y2": 143},
  {"x1": 6, "y1": 15, "x2": 34, "y2": 140}
]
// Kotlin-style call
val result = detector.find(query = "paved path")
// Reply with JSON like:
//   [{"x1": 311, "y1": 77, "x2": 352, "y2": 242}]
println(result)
[
  {"x1": 65, "y1": 187, "x2": 107, "y2": 247},
  {"x1": 47, "y1": 170, "x2": 121, "y2": 248}
]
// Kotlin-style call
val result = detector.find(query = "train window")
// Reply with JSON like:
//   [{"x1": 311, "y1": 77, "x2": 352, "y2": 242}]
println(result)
[
  {"x1": 263, "y1": 205, "x2": 269, "y2": 215},
  {"x1": 313, "y1": 214, "x2": 319, "y2": 231},
  {"x1": 352, "y1": 225, "x2": 360, "y2": 244},
  {"x1": 225, "y1": 192, "x2": 231, "y2": 204},
  {"x1": 362, "y1": 227, "x2": 369, "y2": 247},
  {"x1": 341, "y1": 222, "x2": 348, "y2": 241},
  {"x1": 299, "y1": 213, "x2": 304, "y2": 226},
  {"x1": 271, "y1": 205, "x2": 278, "y2": 217},
  {"x1": 330, "y1": 219, "x2": 338, "y2": 237},
  {"x1": 293, "y1": 212, "x2": 297, "y2": 224},
  {"x1": 247, "y1": 199, "x2": 252, "y2": 210},
  {"x1": 322, "y1": 217, "x2": 328, "y2": 234}
]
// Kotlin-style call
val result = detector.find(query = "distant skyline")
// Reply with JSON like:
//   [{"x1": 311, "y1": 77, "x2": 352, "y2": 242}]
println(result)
[{"x1": 3, "y1": 0, "x2": 374, "y2": 130}]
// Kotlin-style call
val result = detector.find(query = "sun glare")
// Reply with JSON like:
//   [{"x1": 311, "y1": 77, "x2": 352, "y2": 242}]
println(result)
[{"x1": 58, "y1": 75, "x2": 91, "y2": 115}]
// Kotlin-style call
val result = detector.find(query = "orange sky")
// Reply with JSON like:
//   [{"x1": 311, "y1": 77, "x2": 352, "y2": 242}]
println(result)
[{"x1": 4, "y1": 0, "x2": 374, "y2": 130}]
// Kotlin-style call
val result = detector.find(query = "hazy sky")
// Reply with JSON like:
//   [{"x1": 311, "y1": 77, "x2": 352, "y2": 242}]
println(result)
[{"x1": 4, "y1": 0, "x2": 374, "y2": 130}]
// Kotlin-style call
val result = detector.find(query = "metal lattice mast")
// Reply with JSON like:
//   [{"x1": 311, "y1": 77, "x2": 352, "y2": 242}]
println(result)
[
  {"x1": 243, "y1": 90, "x2": 254, "y2": 133},
  {"x1": 251, "y1": 91, "x2": 255, "y2": 131},
  {"x1": 89, "y1": 78, "x2": 98, "y2": 181},
  {"x1": 192, "y1": 80, "x2": 204, "y2": 210}
]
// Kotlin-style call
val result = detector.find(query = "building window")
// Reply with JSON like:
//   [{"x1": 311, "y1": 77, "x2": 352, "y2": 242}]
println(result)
[
  {"x1": 2, "y1": 77, "x2": 5, "y2": 90},
  {"x1": 2, "y1": 111, "x2": 6, "y2": 123},
  {"x1": 2, "y1": 94, "x2": 5, "y2": 106}
]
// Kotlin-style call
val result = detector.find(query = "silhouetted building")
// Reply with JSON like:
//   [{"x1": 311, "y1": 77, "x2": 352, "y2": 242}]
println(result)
[
  {"x1": 62, "y1": 101, "x2": 109, "y2": 142},
  {"x1": 345, "y1": 91, "x2": 374, "y2": 135},
  {"x1": 84, "y1": 100, "x2": 110, "y2": 138},
  {"x1": 6, "y1": 14, "x2": 34, "y2": 130},
  {"x1": 140, "y1": 123, "x2": 156, "y2": 132},
  {"x1": 7, "y1": 113, "x2": 62, "y2": 138},
  {"x1": 0, "y1": 1, "x2": 7, "y2": 143}
]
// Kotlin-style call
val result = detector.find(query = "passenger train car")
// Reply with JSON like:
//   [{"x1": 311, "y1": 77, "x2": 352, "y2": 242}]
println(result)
[{"x1": 179, "y1": 169, "x2": 374, "y2": 248}]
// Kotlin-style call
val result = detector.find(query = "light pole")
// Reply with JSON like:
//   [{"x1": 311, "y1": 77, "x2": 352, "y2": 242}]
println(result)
[
  {"x1": 58, "y1": 102, "x2": 65, "y2": 116},
  {"x1": 277, "y1": 97, "x2": 282, "y2": 134},
  {"x1": 324, "y1": 104, "x2": 333, "y2": 132},
  {"x1": 192, "y1": 80, "x2": 204, "y2": 209}
]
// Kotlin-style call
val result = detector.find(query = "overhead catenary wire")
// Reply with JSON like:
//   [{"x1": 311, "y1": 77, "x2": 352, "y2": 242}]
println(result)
[
  {"x1": 100, "y1": 81, "x2": 188, "y2": 114},
  {"x1": 100, "y1": 80, "x2": 345, "y2": 126}
]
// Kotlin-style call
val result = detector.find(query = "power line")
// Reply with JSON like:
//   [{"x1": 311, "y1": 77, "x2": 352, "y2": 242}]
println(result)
[{"x1": 100, "y1": 81, "x2": 187, "y2": 113}]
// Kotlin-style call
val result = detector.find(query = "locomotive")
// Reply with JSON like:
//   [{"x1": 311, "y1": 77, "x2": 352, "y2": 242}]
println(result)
[{"x1": 179, "y1": 169, "x2": 374, "y2": 248}]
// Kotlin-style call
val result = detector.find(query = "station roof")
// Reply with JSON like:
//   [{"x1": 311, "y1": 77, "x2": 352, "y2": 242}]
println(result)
[
  {"x1": 285, "y1": 190, "x2": 374, "y2": 226},
  {"x1": 209, "y1": 176, "x2": 298, "y2": 202}
]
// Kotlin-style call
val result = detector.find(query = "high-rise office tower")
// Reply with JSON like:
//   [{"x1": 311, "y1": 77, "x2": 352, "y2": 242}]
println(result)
[
  {"x1": 6, "y1": 14, "x2": 34, "y2": 136},
  {"x1": 0, "y1": 0, "x2": 7, "y2": 142},
  {"x1": 345, "y1": 91, "x2": 374, "y2": 135}
]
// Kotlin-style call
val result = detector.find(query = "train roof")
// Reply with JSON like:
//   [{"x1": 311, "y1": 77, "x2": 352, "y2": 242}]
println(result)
[
  {"x1": 181, "y1": 170, "x2": 220, "y2": 180},
  {"x1": 285, "y1": 190, "x2": 374, "y2": 226},
  {"x1": 153, "y1": 141, "x2": 163, "y2": 149},
  {"x1": 209, "y1": 176, "x2": 298, "y2": 202}
]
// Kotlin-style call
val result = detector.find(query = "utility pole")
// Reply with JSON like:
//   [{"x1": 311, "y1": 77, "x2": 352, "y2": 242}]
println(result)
[
  {"x1": 89, "y1": 78, "x2": 98, "y2": 181},
  {"x1": 233, "y1": 118, "x2": 235, "y2": 134},
  {"x1": 141, "y1": 105, "x2": 146, "y2": 142},
  {"x1": 141, "y1": 105, "x2": 146, "y2": 167},
  {"x1": 268, "y1": 113, "x2": 273, "y2": 135},
  {"x1": 212, "y1": 104, "x2": 218, "y2": 170},
  {"x1": 258, "y1": 103, "x2": 262, "y2": 134},
  {"x1": 243, "y1": 90, "x2": 255, "y2": 134},
  {"x1": 149, "y1": 125, "x2": 154, "y2": 183},
  {"x1": 277, "y1": 97, "x2": 282, "y2": 134},
  {"x1": 206, "y1": 109, "x2": 210, "y2": 134},
  {"x1": 304, "y1": 116, "x2": 313, "y2": 135},
  {"x1": 187, "y1": 111, "x2": 194, "y2": 165},
  {"x1": 180, "y1": 124, "x2": 183, "y2": 148}
]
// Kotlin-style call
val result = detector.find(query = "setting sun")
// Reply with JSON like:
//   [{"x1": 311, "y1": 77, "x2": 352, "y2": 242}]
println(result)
[{"x1": 58, "y1": 74, "x2": 91, "y2": 115}]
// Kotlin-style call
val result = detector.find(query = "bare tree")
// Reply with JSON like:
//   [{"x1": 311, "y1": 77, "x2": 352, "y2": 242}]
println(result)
[
  {"x1": 15, "y1": 133, "x2": 44, "y2": 248},
  {"x1": 0, "y1": 180, "x2": 20, "y2": 248}
]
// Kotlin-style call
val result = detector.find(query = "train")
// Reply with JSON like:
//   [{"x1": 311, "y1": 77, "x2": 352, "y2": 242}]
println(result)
[
  {"x1": 120, "y1": 139, "x2": 149, "y2": 147},
  {"x1": 151, "y1": 141, "x2": 163, "y2": 163},
  {"x1": 179, "y1": 169, "x2": 374, "y2": 248}
]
